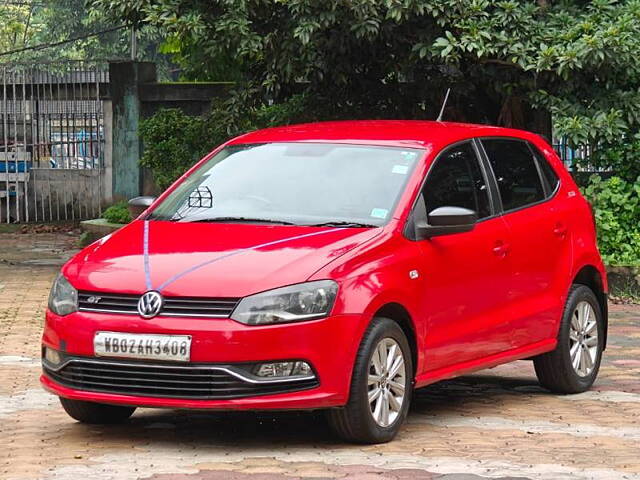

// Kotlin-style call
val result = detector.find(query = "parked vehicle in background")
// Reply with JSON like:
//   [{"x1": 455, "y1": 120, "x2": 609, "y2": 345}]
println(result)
[{"x1": 41, "y1": 121, "x2": 608, "y2": 443}]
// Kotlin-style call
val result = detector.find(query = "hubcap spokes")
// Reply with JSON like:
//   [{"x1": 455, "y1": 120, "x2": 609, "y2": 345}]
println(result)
[
  {"x1": 368, "y1": 338, "x2": 406, "y2": 427},
  {"x1": 569, "y1": 301, "x2": 599, "y2": 377}
]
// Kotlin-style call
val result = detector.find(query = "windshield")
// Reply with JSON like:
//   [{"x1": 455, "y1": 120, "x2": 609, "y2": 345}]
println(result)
[{"x1": 147, "y1": 143, "x2": 422, "y2": 226}]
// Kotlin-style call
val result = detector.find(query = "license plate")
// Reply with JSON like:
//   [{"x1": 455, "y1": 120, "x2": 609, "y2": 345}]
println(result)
[{"x1": 94, "y1": 332, "x2": 191, "y2": 362}]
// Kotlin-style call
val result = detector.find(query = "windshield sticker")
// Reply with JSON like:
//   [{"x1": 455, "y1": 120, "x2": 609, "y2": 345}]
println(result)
[
  {"x1": 187, "y1": 186, "x2": 214, "y2": 208},
  {"x1": 392, "y1": 164, "x2": 409, "y2": 175},
  {"x1": 400, "y1": 151, "x2": 418, "y2": 160},
  {"x1": 370, "y1": 208, "x2": 388, "y2": 219}
]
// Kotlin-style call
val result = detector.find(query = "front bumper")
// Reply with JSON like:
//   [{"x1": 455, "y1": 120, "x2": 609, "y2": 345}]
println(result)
[{"x1": 41, "y1": 309, "x2": 367, "y2": 410}]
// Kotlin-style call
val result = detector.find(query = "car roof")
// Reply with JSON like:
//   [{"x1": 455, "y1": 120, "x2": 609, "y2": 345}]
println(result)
[{"x1": 227, "y1": 120, "x2": 544, "y2": 151}]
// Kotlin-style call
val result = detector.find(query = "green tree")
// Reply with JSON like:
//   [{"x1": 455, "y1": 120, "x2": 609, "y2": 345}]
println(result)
[
  {"x1": 139, "y1": 95, "x2": 311, "y2": 188},
  {"x1": 0, "y1": 3, "x2": 40, "y2": 54},
  {"x1": 0, "y1": 0, "x2": 169, "y2": 69},
  {"x1": 582, "y1": 175, "x2": 640, "y2": 265},
  {"x1": 89, "y1": 0, "x2": 640, "y2": 143}
]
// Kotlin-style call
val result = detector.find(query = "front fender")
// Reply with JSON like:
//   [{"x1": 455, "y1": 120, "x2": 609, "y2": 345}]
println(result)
[{"x1": 313, "y1": 235, "x2": 426, "y2": 377}]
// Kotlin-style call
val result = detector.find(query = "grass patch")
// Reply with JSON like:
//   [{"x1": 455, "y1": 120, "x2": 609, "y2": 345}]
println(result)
[{"x1": 0, "y1": 224, "x2": 22, "y2": 233}]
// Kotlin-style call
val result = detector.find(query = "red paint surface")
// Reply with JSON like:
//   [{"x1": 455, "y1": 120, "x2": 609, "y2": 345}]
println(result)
[{"x1": 42, "y1": 120, "x2": 606, "y2": 409}]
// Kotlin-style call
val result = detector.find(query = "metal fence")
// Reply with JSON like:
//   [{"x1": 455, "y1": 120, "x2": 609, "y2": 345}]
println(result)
[
  {"x1": 553, "y1": 141, "x2": 615, "y2": 185},
  {"x1": 0, "y1": 61, "x2": 109, "y2": 223},
  {"x1": 553, "y1": 141, "x2": 592, "y2": 170}
]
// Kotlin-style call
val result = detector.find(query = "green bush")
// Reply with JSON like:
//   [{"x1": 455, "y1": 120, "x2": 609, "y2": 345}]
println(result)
[
  {"x1": 102, "y1": 201, "x2": 132, "y2": 224},
  {"x1": 139, "y1": 109, "x2": 215, "y2": 190},
  {"x1": 139, "y1": 94, "x2": 311, "y2": 190},
  {"x1": 588, "y1": 135, "x2": 640, "y2": 184},
  {"x1": 582, "y1": 175, "x2": 640, "y2": 266}
]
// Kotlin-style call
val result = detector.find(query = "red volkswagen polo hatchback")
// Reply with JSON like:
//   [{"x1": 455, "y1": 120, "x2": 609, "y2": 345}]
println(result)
[{"x1": 41, "y1": 121, "x2": 608, "y2": 443}]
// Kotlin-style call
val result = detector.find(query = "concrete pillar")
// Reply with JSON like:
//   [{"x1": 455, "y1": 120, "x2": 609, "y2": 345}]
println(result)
[
  {"x1": 108, "y1": 61, "x2": 157, "y2": 201},
  {"x1": 102, "y1": 99, "x2": 113, "y2": 205}
]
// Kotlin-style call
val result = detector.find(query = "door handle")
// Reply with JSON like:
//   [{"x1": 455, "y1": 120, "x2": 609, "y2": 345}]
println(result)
[
  {"x1": 553, "y1": 223, "x2": 568, "y2": 238},
  {"x1": 492, "y1": 241, "x2": 510, "y2": 258}
]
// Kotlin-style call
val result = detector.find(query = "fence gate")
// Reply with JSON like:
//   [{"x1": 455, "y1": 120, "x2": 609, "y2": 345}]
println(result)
[{"x1": 0, "y1": 61, "x2": 109, "y2": 223}]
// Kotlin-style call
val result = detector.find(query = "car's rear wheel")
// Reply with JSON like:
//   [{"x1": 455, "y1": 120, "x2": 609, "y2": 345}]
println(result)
[
  {"x1": 60, "y1": 398, "x2": 136, "y2": 424},
  {"x1": 534, "y1": 284, "x2": 604, "y2": 394},
  {"x1": 327, "y1": 317, "x2": 413, "y2": 443}
]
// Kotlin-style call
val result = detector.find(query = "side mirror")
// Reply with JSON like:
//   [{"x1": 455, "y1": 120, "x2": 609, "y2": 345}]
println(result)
[
  {"x1": 416, "y1": 206, "x2": 477, "y2": 239},
  {"x1": 128, "y1": 196, "x2": 156, "y2": 218}
]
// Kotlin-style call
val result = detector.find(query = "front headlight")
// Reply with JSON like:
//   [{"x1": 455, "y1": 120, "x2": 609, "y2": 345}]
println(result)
[
  {"x1": 231, "y1": 280, "x2": 338, "y2": 325},
  {"x1": 48, "y1": 273, "x2": 78, "y2": 316}
]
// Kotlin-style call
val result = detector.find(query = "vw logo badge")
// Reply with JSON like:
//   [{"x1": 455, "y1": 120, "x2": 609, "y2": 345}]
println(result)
[{"x1": 137, "y1": 291, "x2": 163, "y2": 319}]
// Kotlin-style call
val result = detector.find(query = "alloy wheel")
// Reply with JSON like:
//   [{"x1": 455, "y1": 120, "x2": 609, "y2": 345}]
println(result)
[
  {"x1": 367, "y1": 337, "x2": 406, "y2": 427},
  {"x1": 569, "y1": 301, "x2": 599, "y2": 377}
]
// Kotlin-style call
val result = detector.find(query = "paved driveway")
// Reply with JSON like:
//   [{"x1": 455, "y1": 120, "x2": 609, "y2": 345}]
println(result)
[{"x1": 1, "y1": 230, "x2": 639, "y2": 480}]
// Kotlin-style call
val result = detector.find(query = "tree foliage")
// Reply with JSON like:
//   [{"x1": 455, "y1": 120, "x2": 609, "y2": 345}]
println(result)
[
  {"x1": 0, "y1": 0, "x2": 168, "y2": 66},
  {"x1": 139, "y1": 95, "x2": 311, "y2": 189},
  {"x1": 589, "y1": 133, "x2": 640, "y2": 182},
  {"x1": 582, "y1": 175, "x2": 640, "y2": 266},
  {"x1": 90, "y1": 0, "x2": 640, "y2": 143},
  {"x1": 0, "y1": 3, "x2": 40, "y2": 55}
]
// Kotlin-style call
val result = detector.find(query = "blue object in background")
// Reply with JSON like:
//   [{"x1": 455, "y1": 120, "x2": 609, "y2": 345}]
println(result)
[{"x1": 0, "y1": 160, "x2": 32, "y2": 173}]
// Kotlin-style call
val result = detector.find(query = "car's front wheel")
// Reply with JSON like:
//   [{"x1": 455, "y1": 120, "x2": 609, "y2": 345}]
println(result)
[
  {"x1": 534, "y1": 284, "x2": 604, "y2": 394},
  {"x1": 327, "y1": 317, "x2": 413, "y2": 443},
  {"x1": 60, "y1": 398, "x2": 136, "y2": 424}
]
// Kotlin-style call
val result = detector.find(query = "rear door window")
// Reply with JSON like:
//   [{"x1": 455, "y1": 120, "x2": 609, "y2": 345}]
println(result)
[
  {"x1": 530, "y1": 144, "x2": 560, "y2": 195},
  {"x1": 481, "y1": 139, "x2": 545, "y2": 211}
]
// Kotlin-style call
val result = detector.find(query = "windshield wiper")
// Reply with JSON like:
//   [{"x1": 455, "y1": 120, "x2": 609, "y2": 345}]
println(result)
[
  {"x1": 305, "y1": 221, "x2": 378, "y2": 228},
  {"x1": 179, "y1": 217, "x2": 297, "y2": 225}
]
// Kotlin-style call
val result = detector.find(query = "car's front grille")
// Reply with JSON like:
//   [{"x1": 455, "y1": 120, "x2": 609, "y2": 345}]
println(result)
[
  {"x1": 78, "y1": 292, "x2": 240, "y2": 318},
  {"x1": 43, "y1": 356, "x2": 318, "y2": 400}
]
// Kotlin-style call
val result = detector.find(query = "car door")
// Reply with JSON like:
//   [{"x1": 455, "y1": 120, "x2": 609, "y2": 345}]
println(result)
[
  {"x1": 413, "y1": 140, "x2": 514, "y2": 372},
  {"x1": 479, "y1": 138, "x2": 571, "y2": 348}
]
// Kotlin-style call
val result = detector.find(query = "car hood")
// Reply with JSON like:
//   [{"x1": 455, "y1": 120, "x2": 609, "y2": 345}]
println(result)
[{"x1": 63, "y1": 220, "x2": 382, "y2": 297}]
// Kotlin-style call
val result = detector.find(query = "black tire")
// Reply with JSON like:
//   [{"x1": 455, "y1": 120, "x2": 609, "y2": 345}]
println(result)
[
  {"x1": 327, "y1": 317, "x2": 413, "y2": 444},
  {"x1": 534, "y1": 284, "x2": 604, "y2": 394},
  {"x1": 60, "y1": 398, "x2": 136, "y2": 424}
]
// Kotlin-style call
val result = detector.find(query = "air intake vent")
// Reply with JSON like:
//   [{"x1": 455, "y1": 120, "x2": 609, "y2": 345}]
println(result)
[
  {"x1": 78, "y1": 292, "x2": 240, "y2": 318},
  {"x1": 44, "y1": 356, "x2": 318, "y2": 399}
]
